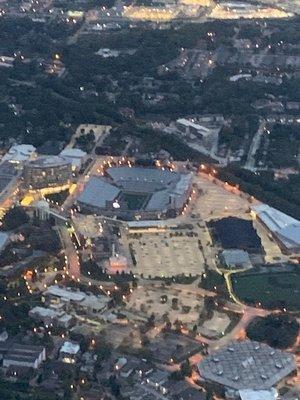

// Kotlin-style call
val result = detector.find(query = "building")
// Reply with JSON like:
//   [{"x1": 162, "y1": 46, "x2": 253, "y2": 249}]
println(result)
[
  {"x1": 0, "y1": 343, "x2": 46, "y2": 369},
  {"x1": 2, "y1": 144, "x2": 36, "y2": 165},
  {"x1": 220, "y1": 249, "x2": 252, "y2": 270},
  {"x1": 238, "y1": 388, "x2": 278, "y2": 400},
  {"x1": 77, "y1": 166, "x2": 193, "y2": 220},
  {"x1": 145, "y1": 369, "x2": 171, "y2": 394},
  {"x1": 59, "y1": 341, "x2": 80, "y2": 364},
  {"x1": 251, "y1": 204, "x2": 300, "y2": 254},
  {"x1": 45, "y1": 285, "x2": 110, "y2": 313},
  {"x1": 0, "y1": 232, "x2": 9, "y2": 254},
  {"x1": 29, "y1": 306, "x2": 74, "y2": 328},
  {"x1": 0, "y1": 161, "x2": 19, "y2": 202},
  {"x1": 23, "y1": 156, "x2": 72, "y2": 190},
  {"x1": 175, "y1": 116, "x2": 222, "y2": 149},
  {"x1": 198, "y1": 341, "x2": 296, "y2": 399},
  {"x1": 60, "y1": 148, "x2": 87, "y2": 171}
]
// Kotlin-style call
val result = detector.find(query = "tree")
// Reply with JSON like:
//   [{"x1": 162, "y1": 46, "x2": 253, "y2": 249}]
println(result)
[
  {"x1": 2, "y1": 207, "x2": 29, "y2": 231},
  {"x1": 246, "y1": 314, "x2": 299, "y2": 349}
]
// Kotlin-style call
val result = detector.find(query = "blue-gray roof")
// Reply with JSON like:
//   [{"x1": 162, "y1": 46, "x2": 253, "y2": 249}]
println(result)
[
  {"x1": 78, "y1": 177, "x2": 120, "y2": 208},
  {"x1": 107, "y1": 166, "x2": 180, "y2": 187}
]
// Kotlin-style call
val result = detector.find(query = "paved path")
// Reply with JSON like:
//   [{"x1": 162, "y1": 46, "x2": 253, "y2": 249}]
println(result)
[{"x1": 245, "y1": 119, "x2": 266, "y2": 170}]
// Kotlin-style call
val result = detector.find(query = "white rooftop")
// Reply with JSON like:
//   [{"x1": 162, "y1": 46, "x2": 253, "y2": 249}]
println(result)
[
  {"x1": 60, "y1": 341, "x2": 80, "y2": 355},
  {"x1": 2, "y1": 144, "x2": 36, "y2": 163},
  {"x1": 239, "y1": 388, "x2": 277, "y2": 400},
  {"x1": 177, "y1": 118, "x2": 211, "y2": 134},
  {"x1": 45, "y1": 285, "x2": 109, "y2": 310},
  {"x1": 0, "y1": 232, "x2": 9, "y2": 251},
  {"x1": 252, "y1": 204, "x2": 300, "y2": 249},
  {"x1": 30, "y1": 306, "x2": 62, "y2": 318},
  {"x1": 45, "y1": 286, "x2": 86, "y2": 302},
  {"x1": 60, "y1": 148, "x2": 87, "y2": 159}
]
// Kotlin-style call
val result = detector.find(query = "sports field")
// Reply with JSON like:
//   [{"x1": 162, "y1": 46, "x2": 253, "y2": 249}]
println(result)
[
  {"x1": 120, "y1": 193, "x2": 148, "y2": 210},
  {"x1": 231, "y1": 271, "x2": 300, "y2": 311}
]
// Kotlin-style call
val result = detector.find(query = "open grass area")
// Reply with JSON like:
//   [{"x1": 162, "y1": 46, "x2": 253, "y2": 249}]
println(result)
[{"x1": 231, "y1": 271, "x2": 300, "y2": 311}]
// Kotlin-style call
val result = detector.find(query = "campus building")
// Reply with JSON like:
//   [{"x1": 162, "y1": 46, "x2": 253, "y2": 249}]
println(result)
[{"x1": 22, "y1": 156, "x2": 72, "y2": 190}]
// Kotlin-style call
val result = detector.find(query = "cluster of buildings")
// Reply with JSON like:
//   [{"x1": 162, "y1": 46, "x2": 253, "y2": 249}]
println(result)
[
  {"x1": 163, "y1": 115, "x2": 224, "y2": 161},
  {"x1": 0, "y1": 143, "x2": 88, "y2": 204}
]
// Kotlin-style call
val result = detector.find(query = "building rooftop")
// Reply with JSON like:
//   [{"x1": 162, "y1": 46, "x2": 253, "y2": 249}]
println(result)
[
  {"x1": 30, "y1": 306, "x2": 62, "y2": 319},
  {"x1": 60, "y1": 148, "x2": 87, "y2": 168},
  {"x1": 60, "y1": 341, "x2": 80, "y2": 355},
  {"x1": 252, "y1": 204, "x2": 300, "y2": 250},
  {"x1": 239, "y1": 389, "x2": 277, "y2": 400},
  {"x1": 27, "y1": 155, "x2": 71, "y2": 168},
  {"x1": 78, "y1": 177, "x2": 120, "y2": 209},
  {"x1": 45, "y1": 285, "x2": 110, "y2": 310},
  {"x1": 198, "y1": 340, "x2": 296, "y2": 391},
  {"x1": 2, "y1": 144, "x2": 36, "y2": 163},
  {"x1": 221, "y1": 249, "x2": 251, "y2": 268},
  {"x1": 0, "y1": 232, "x2": 9, "y2": 252},
  {"x1": 45, "y1": 286, "x2": 86, "y2": 302}
]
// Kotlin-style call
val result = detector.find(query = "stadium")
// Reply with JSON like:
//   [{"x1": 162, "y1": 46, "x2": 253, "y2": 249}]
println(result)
[{"x1": 77, "y1": 166, "x2": 193, "y2": 220}]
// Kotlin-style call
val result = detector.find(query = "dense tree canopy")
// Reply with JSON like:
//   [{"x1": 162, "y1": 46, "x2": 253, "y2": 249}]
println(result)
[{"x1": 246, "y1": 314, "x2": 299, "y2": 349}]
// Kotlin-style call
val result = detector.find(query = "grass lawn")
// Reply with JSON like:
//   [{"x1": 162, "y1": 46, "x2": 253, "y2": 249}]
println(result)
[{"x1": 231, "y1": 271, "x2": 300, "y2": 311}]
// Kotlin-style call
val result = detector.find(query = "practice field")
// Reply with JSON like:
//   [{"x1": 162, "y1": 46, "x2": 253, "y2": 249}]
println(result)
[{"x1": 231, "y1": 271, "x2": 300, "y2": 311}]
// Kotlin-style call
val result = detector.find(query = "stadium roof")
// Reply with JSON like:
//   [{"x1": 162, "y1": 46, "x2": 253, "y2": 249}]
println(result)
[
  {"x1": 78, "y1": 167, "x2": 192, "y2": 215},
  {"x1": 209, "y1": 217, "x2": 262, "y2": 251},
  {"x1": 107, "y1": 166, "x2": 180, "y2": 187},
  {"x1": 198, "y1": 340, "x2": 296, "y2": 391},
  {"x1": 252, "y1": 204, "x2": 300, "y2": 250},
  {"x1": 78, "y1": 177, "x2": 120, "y2": 208}
]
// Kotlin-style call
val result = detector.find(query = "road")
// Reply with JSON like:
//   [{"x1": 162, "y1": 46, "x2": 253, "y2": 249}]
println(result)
[
  {"x1": 57, "y1": 226, "x2": 81, "y2": 279},
  {"x1": 245, "y1": 119, "x2": 266, "y2": 170}
]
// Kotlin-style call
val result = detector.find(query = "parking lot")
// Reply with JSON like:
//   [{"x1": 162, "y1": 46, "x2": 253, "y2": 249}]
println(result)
[
  {"x1": 128, "y1": 230, "x2": 205, "y2": 278},
  {"x1": 192, "y1": 174, "x2": 251, "y2": 221}
]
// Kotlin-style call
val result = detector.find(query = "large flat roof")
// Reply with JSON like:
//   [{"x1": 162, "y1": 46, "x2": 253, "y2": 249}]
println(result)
[
  {"x1": 198, "y1": 340, "x2": 296, "y2": 391},
  {"x1": 252, "y1": 204, "x2": 300, "y2": 249}
]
